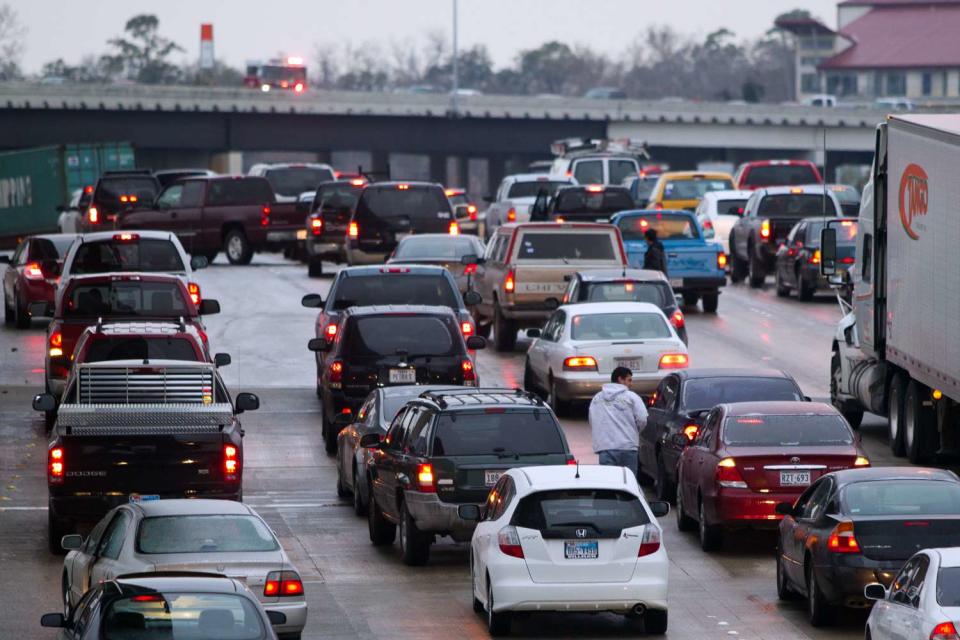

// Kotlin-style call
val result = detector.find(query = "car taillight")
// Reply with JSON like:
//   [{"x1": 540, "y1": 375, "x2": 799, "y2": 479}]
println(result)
[
  {"x1": 827, "y1": 520, "x2": 861, "y2": 553},
  {"x1": 930, "y1": 622, "x2": 960, "y2": 640},
  {"x1": 463, "y1": 263, "x2": 477, "y2": 275},
  {"x1": 23, "y1": 262, "x2": 44, "y2": 280},
  {"x1": 449, "y1": 221, "x2": 460, "y2": 235},
  {"x1": 48, "y1": 446, "x2": 64, "y2": 484},
  {"x1": 658, "y1": 353, "x2": 689, "y2": 369},
  {"x1": 638, "y1": 525, "x2": 661, "y2": 557},
  {"x1": 653, "y1": 202, "x2": 663, "y2": 210},
  {"x1": 310, "y1": 216, "x2": 323, "y2": 236},
  {"x1": 563, "y1": 356, "x2": 598, "y2": 371},
  {"x1": 498, "y1": 526, "x2": 524, "y2": 558},
  {"x1": 670, "y1": 310, "x2": 685, "y2": 330},
  {"x1": 682, "y1": 424, "x2": 699, "y2": 441},
  {"x1": 188, "y1": 282, "x2": 201, "y2": 306},
  {"x1": 760, "y1": 219, "x2": 771, "y2": 240},
  {"x1": 325, "y1": 323, "x2": 338, "y2": 339},
  {"x1": 329, "y1": 360, "x2": 343, "y2": 387},
  {"x1": 416, "y1": 463, "x2": 436, "y2": 492},
  {"x1": 855, "y1": 456, "x2": 870, "y2": 467},
  {"x1": 223, "y1": 444, "x2": 240, "y2": 481},
  {"x1": 462, "y1": 359, "x2": 476, "y2": 385},
  {"x1": 717, "y1": 253, "x2": 728, "y2": 269},
  {"x1": 87, "y1": 206, "x2": 99, "y2": 224},
  {"x1": 566, "y1": 455, "x2": 577, "y2": 465},
  {"x1": 260, "y1": 205, "x2": 270, "y2": 227},
  {"x1": 840, "y1": 256, "x2": 855, "y2": 264},
  {"x1": 461, "y1": 321, "x2": 474, "y2": 336},
  {"x1": 294, "y1": 82, "x2": 304, "y2": 93},
  {"x1": 809, "y1": 249, "x2": 821, "y2": 264},
  {"x1": 467, "y1": 205, "x2": 478, "y2": 221},
  {"x1": 49, "y1": 331, "x2": 63, "y2": 358},
  {"x1": 506, "y1": 208, "x2": 516, "y2": 222},
  {"x1": 113, "y1": 233, "x2": 139, "y2": 242},
  {"x1": 702, "y1": 219, "x2": 713, "y2": 231},
  {"x1": 348, "y1": 221, "x2": 359, "y2": 238},
  {"x1": 504, "y1": 269, "x2": 515, "y2": 293},
  {"x1": 716, "y1": 458, "x2": 747, "y2": 489},
  {"x1": 264, "y1": 571, "x2": 304, "y2": 597}
]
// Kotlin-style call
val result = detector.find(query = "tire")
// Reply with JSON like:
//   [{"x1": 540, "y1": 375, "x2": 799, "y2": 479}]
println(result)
[
  {"x1": 806, "y1": 563, "x2": 834, "y2": 627},
  {"x1": 486, "y1": 580, "x2": 512, "y2": 637},
  {"x1": 14, "y1": 291, "x2": 30, "y2": 329},
  {"x1": 522, "y1": 359, "x2": 539, "y2": 396},
  {"x1": 493, "y1": 303, "x2": 516, "y2": 352},
  {"x1": 675, "y1": 482, "x2": 696, "y2": 532},
  {"x1": 367, "y1": 488, "x2": 396, "y2": 546},
  {"x1": 224, "y1": 229, "x2": 253, "y2": 265},
  {"x1": 905, "y1": 379, "x2": 936, "y2": 464},
  {"x1": 324, "y1": 421, "x2": 337, "y2": 456},
  {"x1": 831, "y1": 349, "x2": 863, "y2": 430},
  {"x1": 683, "y1": 293, "x2": 700, "y2": 308},
  {"x1": 548, "y1": 376, "x2": 570, "y2": 417},
  {"x1": 888, "y1": 374, "x2": 907, "y2": 457},
  {"x1": 748, "y1": 243, "x2": 766, "y2": 288},
  {"x1": 352, "y1": 468, "x2": 366, "y2": 516},
  {"x1": 729, "y1": 234, "x2": 747, "y2": 283},
  {"x1": 654, "y1": 453, "x2": 674, "y2": 503},
  {"x1": 204, "y1": 251, "x2": 218, "y2": 264},
  {"x1": 336, "y1": 461, "x2": 350, "y2": 498},
  {"x1": 398, "y1": 500, "x2": 431, "y2": 566},
  {"x1": 775, "y1": 270, "x2": 790, "y2": 297},
  {"x1": 48, "y1": 508, "x2": 69, "y2": 555},
  {"x1": 3, "y1": 294, "x2": 13, "y2": 324},
  {"x1": 307, "y1": 257, "x2": 324, "y2": 278},
  {"x1": 62, "y1": 573, "x2": 71, "y2": 617},
  {"x1": 797, "y1": 271, "x2": 815, "y2": 301},
  {"x1": 698, "y1": 499, "x2": 722, "y2": 552},
  {"x1": 776, "y1": 547, "x2": 798, "y2": 601},
  {"x1": 644, "y1": 609, "x2": 668, "y2": 635},
  {"x1": 701, "y1": 292, "x2": 719, "y2": 314}
]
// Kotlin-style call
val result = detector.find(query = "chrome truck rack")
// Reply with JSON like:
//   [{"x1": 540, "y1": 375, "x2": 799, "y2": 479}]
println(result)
[{"x1": 55, "y1": 403, "x2": 235, "y2": 435}]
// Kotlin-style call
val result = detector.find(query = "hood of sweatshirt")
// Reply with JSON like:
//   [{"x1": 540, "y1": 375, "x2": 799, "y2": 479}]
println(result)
[{"x1": 598, "y1": 383, "x2": 629, "y2": 401}]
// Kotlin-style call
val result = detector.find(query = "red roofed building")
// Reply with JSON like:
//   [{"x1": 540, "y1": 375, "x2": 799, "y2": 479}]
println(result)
[{"x1": 777, "y1": 0, "x2": 960, "y2": 103}]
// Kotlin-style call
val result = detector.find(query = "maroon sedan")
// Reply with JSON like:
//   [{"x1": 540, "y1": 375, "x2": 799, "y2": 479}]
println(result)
[
  {"x1": 674, "y1": 401, "x2": 869, "y2": 552},
  {"x1": 1, "y1": 234, "x2": 75, "y2": 329}
]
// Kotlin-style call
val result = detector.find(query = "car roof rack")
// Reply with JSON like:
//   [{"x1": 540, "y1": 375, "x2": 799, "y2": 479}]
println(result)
[
  {"x1": 417, "y1": 387, "x2": 544, "y2": 409},
  {"x1": 550, "y1": 138, "x2": 650, "y2": 159},
  {"x1": 101, "y1": 169, "x2": 154, "y2": 176}
]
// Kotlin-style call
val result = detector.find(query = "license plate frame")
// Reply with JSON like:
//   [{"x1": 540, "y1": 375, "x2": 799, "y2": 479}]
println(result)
[
  {"x1": 388, "y1": 368, "x2": 416, "y2": 384},
  {"x1": 780, "y1": 470, "x2": 811, "y2": 486},
  {"x1": 129, "y1": 493, "x2": 160, "y2": 504},
  {"x1": 616, "y1": 357, "x2": 643, "y2": 371},
  {"x1": 484, "y1": 470, "x2": 504, "y2": 486},
  {"x1": 564, "y1": 540, "x2": 599, "y2": 559},
  {"x1": 668, "y1": 278, "x2": 683, "y2": 289},
  {"x1": 296, "y1": 229, "x2": 308, "y2": 240}
]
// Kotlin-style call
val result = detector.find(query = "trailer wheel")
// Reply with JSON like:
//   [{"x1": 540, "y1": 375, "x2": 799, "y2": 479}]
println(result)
[
  {"x1": 888, "y1": 374, "x2": 907, "y2": 457},
  {"x1": 905, "y1": 379, "x2": 937, "y2": 464}
]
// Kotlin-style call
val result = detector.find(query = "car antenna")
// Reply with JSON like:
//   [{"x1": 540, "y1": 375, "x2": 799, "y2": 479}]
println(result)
[{"x1": 575, "y1": 460, "x2": 580, "y2": 479}]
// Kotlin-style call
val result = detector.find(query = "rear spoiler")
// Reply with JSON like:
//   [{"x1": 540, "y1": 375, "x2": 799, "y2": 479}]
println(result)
[{"x1": 56, "y1": 403, "x2": 234, "y2": 435}]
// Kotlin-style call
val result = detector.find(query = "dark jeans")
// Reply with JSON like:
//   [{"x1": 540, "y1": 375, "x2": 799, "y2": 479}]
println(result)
[{"x1": 598, "y1": 449, "x2": 638, "y2": 476}]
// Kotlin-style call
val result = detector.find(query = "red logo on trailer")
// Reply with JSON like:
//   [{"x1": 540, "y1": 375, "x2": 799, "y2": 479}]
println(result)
[{"x1": 898, "y1": 163, "x2": 928, "y2": 240}]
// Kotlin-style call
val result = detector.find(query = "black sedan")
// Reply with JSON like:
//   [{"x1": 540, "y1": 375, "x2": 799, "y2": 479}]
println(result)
[
  {"x1": 639, "y1": 368, "x2": 805, "y2": 500},
  {"x1": 774, "y1": 217, "x2": 857, "y2": 301},
  {"x1": 775, "y1": 466, "x2": 960, "y2": 627}
]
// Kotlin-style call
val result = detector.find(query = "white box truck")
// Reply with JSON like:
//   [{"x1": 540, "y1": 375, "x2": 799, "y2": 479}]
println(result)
[{"x1": 826, "y1": 113, "x2": 960, "y2": 463}]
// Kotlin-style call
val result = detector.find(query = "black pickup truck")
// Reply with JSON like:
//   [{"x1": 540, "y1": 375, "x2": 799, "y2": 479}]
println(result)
[{"x1": 33, "y1": 360, "x2": 259, "y2": 554}]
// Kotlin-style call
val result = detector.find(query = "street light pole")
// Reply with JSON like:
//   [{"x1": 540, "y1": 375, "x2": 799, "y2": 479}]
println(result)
[{"x1": 451, "y1": 0, "x2": 459, "y2": 116}]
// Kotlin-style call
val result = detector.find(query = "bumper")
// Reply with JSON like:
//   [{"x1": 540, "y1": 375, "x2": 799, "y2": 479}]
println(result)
[
  {"x1": 554, "y1": 372, "x2": 664, "y2": 400},
  {"x1": 674, "y1": 276, "x2": 726, "y2": 294},
  {"x1": 714, "y1": 489, "x2": 799, "y2": 527},
  {"x1": 307, "y1": 238, "x2": 344, "y2": 260},
  {"x1": 798, "y1": 264, "x2": 850, "y2": 291},
  {"x1": 50, "y1": 489, "x2": 242, "y2": 523},
  {"x1": 499, "y1": 302, "x2": 559, "y2": 324},
  {"x1": 345, "y1": 245, "x2": 388, "y2": 265},
  {"x1": 816, "y1": 561, "x2": 901, "y2": 607},
  {"x1": 404, "y1": 490, "x2": 476, "y2": 541},
  {"x1": 264, "y1": 600, "x2": 308, "y2": 635}
]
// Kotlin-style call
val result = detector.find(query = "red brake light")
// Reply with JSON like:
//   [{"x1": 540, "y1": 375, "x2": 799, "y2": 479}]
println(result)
[
  {"x1": 498, "y1": 526, "x2": 524, "y2": 558},
  {"x1": 658, "y1": 353, "x2": 689, "y2": 369},
  {"x1": 294, "y1": 82, "x2": 304, "y2": 93},
  {"x1": 87, "y1": 206, "x2": 99, "y2": 224},
  {"x1": 840, "y1": 256, "x2": 855, "y2": 264},
  {"x1": 563, "y1": 356, "x2": 598, "y2": 371},
  {"x1": 760, "y1": 219, "x2": 771, "y2": 240},
  {"x1": 223, "y1": 444, "x2": 239, "y2": 481},
  {"x1": 461, "y1": 321, "x2": 474, "y2": 336},
  {"x1": 930, "y1": 622, "x2": 959, "y2": 640},
  {"x1": 637, "y1": 525, "x2": 661, "y2": 557},
  {"x1": 809, "y1": 249, "x2": 821, "y2": 265},
  {"x1": 348, "y1": 221, "x2": 359, "y2": 238},
  {"x1": 717, "y1": 253, "x2": 728, "y2": 269},
  {"x1": 702, "y1": 219, "x2": 713, "y2": 230},
  {"x1": 264, "y1": 571, "x2": 303, "y2": 597},
  {"x1": 416, "y1": 463, "x2": 436, "y2": 492},
  {"x1": 49, "y1": 331, "x2": 64, "y2": 358},
  {"x1": 670, "y1": 310, "x2": 685, "y2": 329},
  {"x1": 827, "y1": 521, "x2": 861, "y2": 553},
  {"x1": 48, "y1": 446, "x2": 64, "y2": 484},
  {"x1": 586, "y1": 184, "x2": 604, "y2": 193},
  {"x1": 467, "y1": 204, "x2": 478, "y2": 221},
  {"x1": 310, "y1": 216, "x2": 323, "y2": 236},
  {"x1": 461, "y1": 358, "x2": 476, "y2": 384},
  {"x1": 113, "y1": 233, "x2": 139, "y2": 242},
  {"x1": 329, "y1": 360, "x2": 344, "y2": 386},
  {"x1": 449, "y1": 221, "x2": 460, "y2": 235},
  {"x1": 566, "y1": 456, "x2": 577, "y2": 466},
  {"x1": 504, "y1": 269, "x2": 515, "y2": 293},
  {"x1": 653, "y1": 202, "x2": 663, "y2": 210},
  {"x1": 397, "y1": 183, "x2": 410, "y2": 190},
  {"x1": 23, "y1": 262, "x2": 44, "y2": 280},
  {"x1": 260, "y1": 205, "x2": 271, "y2": 227},
  {"x1": 325, "y1": 323, "x2": 338, "y2": 339},
  {"x1": 463, "y1": 263, "x2": 477, "y2": 275},
  {"x1": 716, "y1": 457, "x2": 747, "y2": 489},
  {"x1": 83, "y1": 185, "x2": 94, "y2": 194},
  {"x1": 350, "y1": 178, "x2": 366, "y2": 187},
  {"x1": 682, "y1": 424, "x2": 699, "y2": 441},
  {"x1": 188, "y1": 282, "x2": 201, "y2": 306},
  {"x1": 506, "y1": 208, "x2": 516, "y2": 222}
]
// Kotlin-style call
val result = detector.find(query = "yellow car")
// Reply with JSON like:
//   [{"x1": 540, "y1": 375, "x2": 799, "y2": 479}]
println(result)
[{"x1": 648, "y1": 171, "x2": 735, "y2": 210}]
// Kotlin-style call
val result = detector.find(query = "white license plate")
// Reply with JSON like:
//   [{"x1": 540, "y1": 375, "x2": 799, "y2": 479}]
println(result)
[
  {"x1": 296, "y1": 229, "x2": 308, "y2": 240},
  {"x1": 129, "y1": 494, "x2": 160, "y2": 504},
  {"x1": 484, "y1": 470, "x2": 504, "y2": 486},
  {"x1": 616, "y1": 358, "x2": 642, "y2": 371},
  {"x1": 564, "y1": 540, "x2": 599, "y2": 559},
  {"x1": 780, "y1": 471, "x2": 811, "y2": 486},
  {"x1": 517, "y1": 282, "x2": 564, "y2": 294},
  {"x1": 668, "y1": 278, "x2": 683, "y2": 289},
  {"x1": 388, "y1": 368, "x2": 416, "y2": 384}
]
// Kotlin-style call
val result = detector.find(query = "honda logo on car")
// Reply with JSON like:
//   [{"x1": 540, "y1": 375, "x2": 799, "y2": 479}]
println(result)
[
  {"x1": 898, "y1": 163, "x2": 928, "y2": 240},
  {"x1": 575, "y1": 528, "x2": 587, "y2": 538}
]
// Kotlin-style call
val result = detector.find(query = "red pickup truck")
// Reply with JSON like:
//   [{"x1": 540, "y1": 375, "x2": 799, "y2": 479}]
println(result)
[{"x1": 115, "y1": 176, "x2": 302, "y2": 264}]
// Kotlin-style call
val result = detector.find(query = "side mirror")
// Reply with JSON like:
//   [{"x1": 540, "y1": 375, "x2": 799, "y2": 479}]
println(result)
[
  {"x1": 33, "y1": 393, "x2": 56, "y2": 412},
  {"x1": 648, "y1": 501, "x2": 670, "y2": 518},
  {"x1": 265, "y1": 610, "x2": 288, "y2": 626},
  {"x1": 360, "y1": 433, "x2": 383, "y2": 448},
  {"x1": 235, "y1": 392, "x2": 260, "y2": 413},
  {"x1": 463, "y1": 290, "x2": 482, "y2": 307},
  {"x1": 29, "y1": 301, "x2": 53, "y2": 318},
  {"x1": 525, "y1": 328, "x2": 541, "y2": 339},
  {"x1": 308, "y1": 338, "x2": 331, "y2": 352},
  {"x1": 198, "y1": 299, "x2": 220, "y2": 315},
  {"x1": 61, "y1": 534, "x2": 83, "y2": 551},
  {"x1": 819, "y1": 227, "x2": 837, "y2": 276},
  {"x1": 214, "y1": 353, "x2": 231, "y2": 368},
  {"x1": 40, "y1": 613, "x2": 66, "y2": 628},
  {"x1": 803, "y1": 395, "x2": 812, "y2": 402},
  {"x1": 190, "y1": 255, "x2": 209, "y2": 270},
  {"x1": 864, "y1": 583, "x2": 887, "y2": 601},
  {"x1": 774, "y1": 502, "x2": 794, "y2": 517},
  {"x1": 333, "y1": 412, "x2": 354, "y2": 426},
  {"x1": 457, "y1": 504, "x2": 481, "y2": 521},
  {"x1": 461, "y1": 254, "x2": 479, "y2": 266},
  {"x1": 301, "y1": 293, "x2": 324, "y2": 308},
  {"x1": 466, "y1": 336, "x2": 486, "y2": 350}
]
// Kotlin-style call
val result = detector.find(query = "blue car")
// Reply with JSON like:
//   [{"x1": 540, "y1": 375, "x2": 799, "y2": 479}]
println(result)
[{"x1": 610, "y1": 209, "x2": 726, "y2": 313}]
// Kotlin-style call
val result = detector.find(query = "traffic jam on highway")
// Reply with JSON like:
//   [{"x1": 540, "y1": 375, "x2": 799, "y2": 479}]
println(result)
[{"x1": 2, "y1": 114, "x2": 960, "y2": 640}]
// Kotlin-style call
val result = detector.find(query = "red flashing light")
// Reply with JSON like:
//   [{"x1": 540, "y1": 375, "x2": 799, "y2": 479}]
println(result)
[
  {"x1": 223, "y1": 444, "x2": 239, "y2": 481},
  {"x1": 23, "y1": 262, "x2": 44, "y2": 280},
  {"x1": 49, "y1": 446, "x2": 64, "y2": 484},
  {"x1": 658, "y1": 353, "x2": 689, "y2": 369},
  {"x1": 504, "y1": 269, "x2": 515, "y2": 293},
  {"x1": 348, "y1": 221, "x2": 359, "y2": 238}
]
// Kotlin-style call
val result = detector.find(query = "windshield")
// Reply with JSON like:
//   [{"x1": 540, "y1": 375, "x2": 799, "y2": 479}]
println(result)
[
  {"x1": 758, "y1": 194, "x2": 838, "y2": 217},
  {"x1": 514, "y1": 232, "x2": 617, "y2": 261},
  {"x1": 206, "y1": 179, "x2": 274, "y2": 206},
  {"x1": 102, "y1": 593, "x2": 266, "y2": 639},
  {"x1": 137, "y1": 515, "x2": 279, "y2": 554},
  {"x1": 938, "y1": 568, "x2": 960, "y2": 607},
  {"x1": 743, "y1": 165, "x2": 819, "y2": 187},
  {"x1": 331, "y1": 274, "x2": 459, "y2": 311},
  {"x1": 553, "y1": 189, "x2": 634, "y2": 215},
  {"x1": 571, "y1": 312, "x2": 671, "y2": 340},
  {"x1": 662, "y1": 178, "x2": 733, "y2": 201},
  {"x1": 584, "y1": 282, "x2": 668, "y2": 306},
  {"x1": 432, "y1": 410, "x2": 564, "y2": 456},
  {"x1": 85, "y1": 337, "x2": 199, "y2": 363},
  {"x1": 393, "y1": 237, "x2": 479, "y2": 260},
  {"x1": 682, "y1": 377, "x2": 802, "y2": 412},
  {"x1": 617, "y1": 213, "x2": 699, "y2": 241},
  {"x1": 843, "y1": 480, "x2": 960, "y2": 516},
  {"x1": 507, "y1": 181, "x2": 570, "y2": 199},
  {"x1": 716, "y1": 199, "x2": 747, "y2": 216},
  {"x1": 70, "y1": 239, "x2": 185, "y2": 274},
  {"x1": 264, "y1": 167, "x2": 335, "y2": 198},
  {"x1": 723, "y1": 414, "x2": 853, "y2": 447},
  {"x1": 95, "y1": 177, "x2": 159, "y2": 208},
  {"x1": 347, "y1": 315, "x2": 458, "y2": 357},
  {"x1": 315, "y1": 184, "x2": 361, "y2": 213},
  {"x1": 512, "y1": 489, "x2": 649, "y2": 534},
  {"x1": 355, "y1": 186, "x2": 451, "y2": 220},
  {"x1": 64, "y1": 281, "x2": 191, "y2": 318}
]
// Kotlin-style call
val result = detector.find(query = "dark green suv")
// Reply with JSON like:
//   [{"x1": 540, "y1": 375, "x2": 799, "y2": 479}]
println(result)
[{"x1": 361, "y1": 388, "x2": 575, "y2": 565}]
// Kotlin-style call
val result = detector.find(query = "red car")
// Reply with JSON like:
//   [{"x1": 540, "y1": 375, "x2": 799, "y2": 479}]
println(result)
[
  {"x1": 733, "y1": 160, "x2": 823, "y2": 191},
  {"x1": 1, "y1": 234, "x2": 75, "y2": 329},
  {"x1": 674, "y1": 401, "x2": 869, "y2": 551},
  {"x1": 71, "y1": 320, "x2": 229, "y2": 368}
]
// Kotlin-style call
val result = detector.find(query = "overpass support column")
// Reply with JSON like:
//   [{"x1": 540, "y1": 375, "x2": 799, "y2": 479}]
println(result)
[{"x1": 211, "y1": 151, "x2": 243, "y2": 175}]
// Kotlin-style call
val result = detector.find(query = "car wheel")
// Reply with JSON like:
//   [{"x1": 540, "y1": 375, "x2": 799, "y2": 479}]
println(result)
[
  {"x1": 776, "y1": 546, "x2": 798, "y2": 601},
  {"x1": 831, "y1": 349, "x2": 863, "y2": 430},
  {"x1": 775, "y1": 270, "x2": 790, "y2": 297},
  {"x1": 548, "y1": 376, "x2": 570, "y2": 417},
  {"x1": 701, "y1": 292, "x2": 719, "y2": 314},
  {"x1": 748, "y1": 243, "x2": 766, "y2": 288},
  {"x1": 654, "y1": 453, "x2": 673, "y2": 503},
  {"x1": 522, "y1": 359, "x2": 540, "y2": 396},
  {"x1": 905, "y1": 379, "x2": 936, "y2": 464},
  {"x1": 48, "y1": 508, "x2": 69, "y2": 556},
  {"x1": 493, "y1": 303, "x2": 516, "y2": 352},
  {"x1": 336, "y1": 459, "x2": 350, "y2": 498},
  {"x1": 698, "y1": 499, "x2": 722, "y2": 552},
  {"x1": 644, "y1": 609, "x2": 668, "y2": 635},
  {"x1": 675, "y1": 482, "x2": 696, "y2": 532},
  {"x1": 3, "y1": 293, "x2": 13, "y2": 324},
  {"x1": 14, "y1": 290, "x2": 30, "y2": 329},
  {"x1": 62, "y1": 574, "x2": 71, "y2": 617},
  {"x1": 486, "y1": 580, "x2": 512, "y2": 636},
  {"x1": 399, "y1": 500, "x2": 431, "y2": 566},
  {"x1": 729, "y1": 234, "x2": 747, "y2": 283},
  {"x1": 307, "y1": 257, "x2": 324, "y2": 278},
  {"x1": 204, "y1": 251, "x2": 218, "y2": 264},
  {"x1": 683, "y1": 293, "x2": 700, "y2": 308},
  {"x1": 797, "y1": 271, "x2": 815, "y2": 301},
  {"x1": 888, "y1": 374, "x2": 907, "y2": 457},
  {"x1": 806, "y1": 562, "x2": 834, "y2": 627},
  {"x1": 367, "y1": 486, "x2": 396, "y2": 546},
  {"x1": 224, "y1": 229, "x2": 253, "y2": 265},
  {"x1": 352, "y1": 468, "x2": 366, "y2": 516}
]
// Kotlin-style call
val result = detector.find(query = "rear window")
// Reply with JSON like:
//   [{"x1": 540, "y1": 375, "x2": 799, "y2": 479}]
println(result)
[
  {"x1": 571, "y1": 312, "x2": 671, "y2": 340},
  {"x1": 716, "y1": 199, "x2": 747, "y2": 216},
  {"x1": 842, "y1": 480, "x2": 960, "y2": 516},
  {"x1": 758, "y1": 194, "x2": 838, "y2": 217},
  {"x1": 809, "y1": 219, "x2": 858, "y2": 246},
  {"x1": 84, "y1": 337, "x2": 199, "y2": 363},
  {"x1": 938, "y1": 568, "x2": 960, "y2": 607},
  {"x1": 743, "y1": 164, "x2": 819, "y2": 187},
  {"x1": 507, "y1": 181, "x2": 570, "y2": 199},
  {"x1": 70, "y1": 239, "x2": 185, "y2": 274},
  {"x1": 102, "y1": 593, "x2": 266, "y2": 640},
  {"x1": 137, "y1": 515, "x2": 279, "y2": 554},
  {"x1": 723, "y1": 414, "x2": 853, "y2": 447},
  {"x1": 64, "y1": 281, "x2": 191, "y2": 318},
  {"x1": 261, "y1": 64, "x2": 306, "y2": 83},
  {"x1": 616, "y1": 213, "x2": 699, "y2": 241},
  {"x1": 95, "y1": 177, "x2": 159, "y2": 207},
  {"x1": 393, "y1": 237, "x2": 479, "y2": 261},
  {"x1": 432, "y1": 410, "x2": 564, "y2": 456},
  {"x1": 662, "y1": 178, "x2": 733, "y2": 201},
  {"x1": 206, "y1": 178, "x2": 274, "y2": 206},
  {"x1": 331, "y1": 274, "x2": 459, "y2": 310},
  {"x1": 29, "y1": 237, "x2": 74, "y2": 261},
  {"x1": 514, "y1": 232, "x2": 617, "y2": 261},
  {"x1": 315, "y1": 183, "x2": 362, "y2": 213},
  {"x1": 347, "y1": 315, "x2": 459, "y2": 357},
  {"x1": 553, "y1": 189, "x2": 634, "y2": 215},
  {"x1": 265, "y1": 166, "x2": 335, "y2": 198},
  {"x1": 682, "y1": 378, "x2": 802, "y2": 412},
  {"x1": 609, "y1": 159, "x2": 639, "y2": 185},
  {"x1": 583, "y1": 282, "x2": 668, "y2": 306},
  {"x1": 355, "y1": 186, "x2": 451, "y2": 220},
  {"x1": 512, "y1": 489, "x2": 649, "y2": 534}
]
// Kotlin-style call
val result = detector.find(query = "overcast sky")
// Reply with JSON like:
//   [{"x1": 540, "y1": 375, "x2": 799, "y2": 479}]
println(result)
[{"x1": 10, "y1": 0, "x2": 839, "y2": 74}]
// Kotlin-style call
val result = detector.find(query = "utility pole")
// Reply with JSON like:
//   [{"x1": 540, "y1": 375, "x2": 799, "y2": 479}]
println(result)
[{"x1": 451, "y1": 0, "x2": 459, "y2": 116}]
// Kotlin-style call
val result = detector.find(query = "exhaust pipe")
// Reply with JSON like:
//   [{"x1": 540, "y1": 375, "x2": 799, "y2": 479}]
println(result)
[{"x1": 632, "y1": 603, "x2": 646, "y2": 616}]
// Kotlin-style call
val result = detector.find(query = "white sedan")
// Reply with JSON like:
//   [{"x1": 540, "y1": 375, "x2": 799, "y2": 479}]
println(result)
[
  {"x1": 865, "y1": 547, "x2": 960, "y2": 640},
  {"x1": 461, "y1": 465, "x2": 670, "y2": 636},
  {"x1": 60, "y1": 498, "x2": 307, "y2": 640},
  {"x1": 694, "y1": 189, "x2": 753, "y2": 257},
  {"x1": 523, "y1": 301, "x2": 688, "y2": 414}
]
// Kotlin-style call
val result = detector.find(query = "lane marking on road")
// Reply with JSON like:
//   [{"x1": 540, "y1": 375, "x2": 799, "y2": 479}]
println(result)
[{"x1": 0, "y1": 506, "x2": 46, "y2": 511}]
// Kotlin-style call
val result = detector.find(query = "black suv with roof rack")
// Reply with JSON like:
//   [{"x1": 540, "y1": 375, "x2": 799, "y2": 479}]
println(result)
[
  {"x1": 360, "y1": 387, "x2": 575, "y2": 566},
  {"x1": 78, "y1": 170, "x2": 161, "y2": 233}
]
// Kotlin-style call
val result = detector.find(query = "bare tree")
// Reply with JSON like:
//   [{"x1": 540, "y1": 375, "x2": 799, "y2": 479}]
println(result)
[{"x1": 0, "y1": 3, "x2": 25, "y2": 80}]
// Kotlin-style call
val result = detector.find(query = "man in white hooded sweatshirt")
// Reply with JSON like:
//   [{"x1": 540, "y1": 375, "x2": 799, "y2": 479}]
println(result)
[{"x1": 588, "y1": 366, "x2": 648, "y2": 475}]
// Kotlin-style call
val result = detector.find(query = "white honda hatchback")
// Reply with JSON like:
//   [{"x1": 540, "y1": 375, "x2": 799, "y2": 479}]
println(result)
[{"x1": 461, "y1": 464, "x2": 670, "y2": 636}]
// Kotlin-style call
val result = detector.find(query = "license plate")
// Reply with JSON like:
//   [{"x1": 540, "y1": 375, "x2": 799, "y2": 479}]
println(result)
[
  {"x1": 668, "y1": 278, "x2": 683, "y2": 289},
  {"x1": 388, "y1": 368, "x2": 416, "y2": 384},
  {"x1": 616, "y1": 357, "x2": 642, "y2": 371},
  {"x1": 564, "y1": 540, "x2": 599, "y2": 559},
  {"x1": 484, "y1": 470, "x2": 504, "y2": 486},
  {"x1": 129, "y1": 493, "x2": 160, "y2": 504},
  {"x1": 517, "y1": 282, "x2": 564, "y2": 294},
  {"x1": 780, "y1": 471, "x2": 811, "y2": 486},
  {"x1": 296, "y1": 229, "x2": 308, "y2": 240}
]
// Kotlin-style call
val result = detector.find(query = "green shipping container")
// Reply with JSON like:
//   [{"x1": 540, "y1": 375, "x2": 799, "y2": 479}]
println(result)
[{"x1": 0, "y1": 142, "x2": 135, "y2": 248}]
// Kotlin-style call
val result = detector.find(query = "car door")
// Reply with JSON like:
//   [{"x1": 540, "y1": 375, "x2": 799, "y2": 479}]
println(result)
[
  {"x1": 3, "y1": 240, "x2": 26, "y2": 302},
  {"x1": 88, "y1": 508, "x2": 134, "y2": 584},
  {"x1": 732, "y1": 193, "x2": 758, "y2": 258},
  {"x1": 640, "y1": 375, "x2": 678, "y2": 472},
  {"x1": 67, "y1": 512, "x2": 112, "y2": 606},
  {"x1": 64, "y1": 585, "x2": 103, "y2": 640},
  {"x1": 374, "y1": 407, "x2": 414, "y2": 520},
  {"x1": 678, "y1": 409, "x2": 714, "y2": 512},
  {"x1": 344, "y1": 395, "x2": 376, "y2": 485},
  {"x1": 528, "y1": 310, "x2": 561, "y2": 388},
  {"x1": 881, "y1": 556, "x2": 925, "y2": 640},
  {"x1": 473, "y1": 475, "x2": 511, "y2": 594},
  {"x1": 783, "y1": 478, "x2": 834, "y2": 587},
  {"x1": 173, "y1": 181, "x2": 207, "y2": 254}
]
